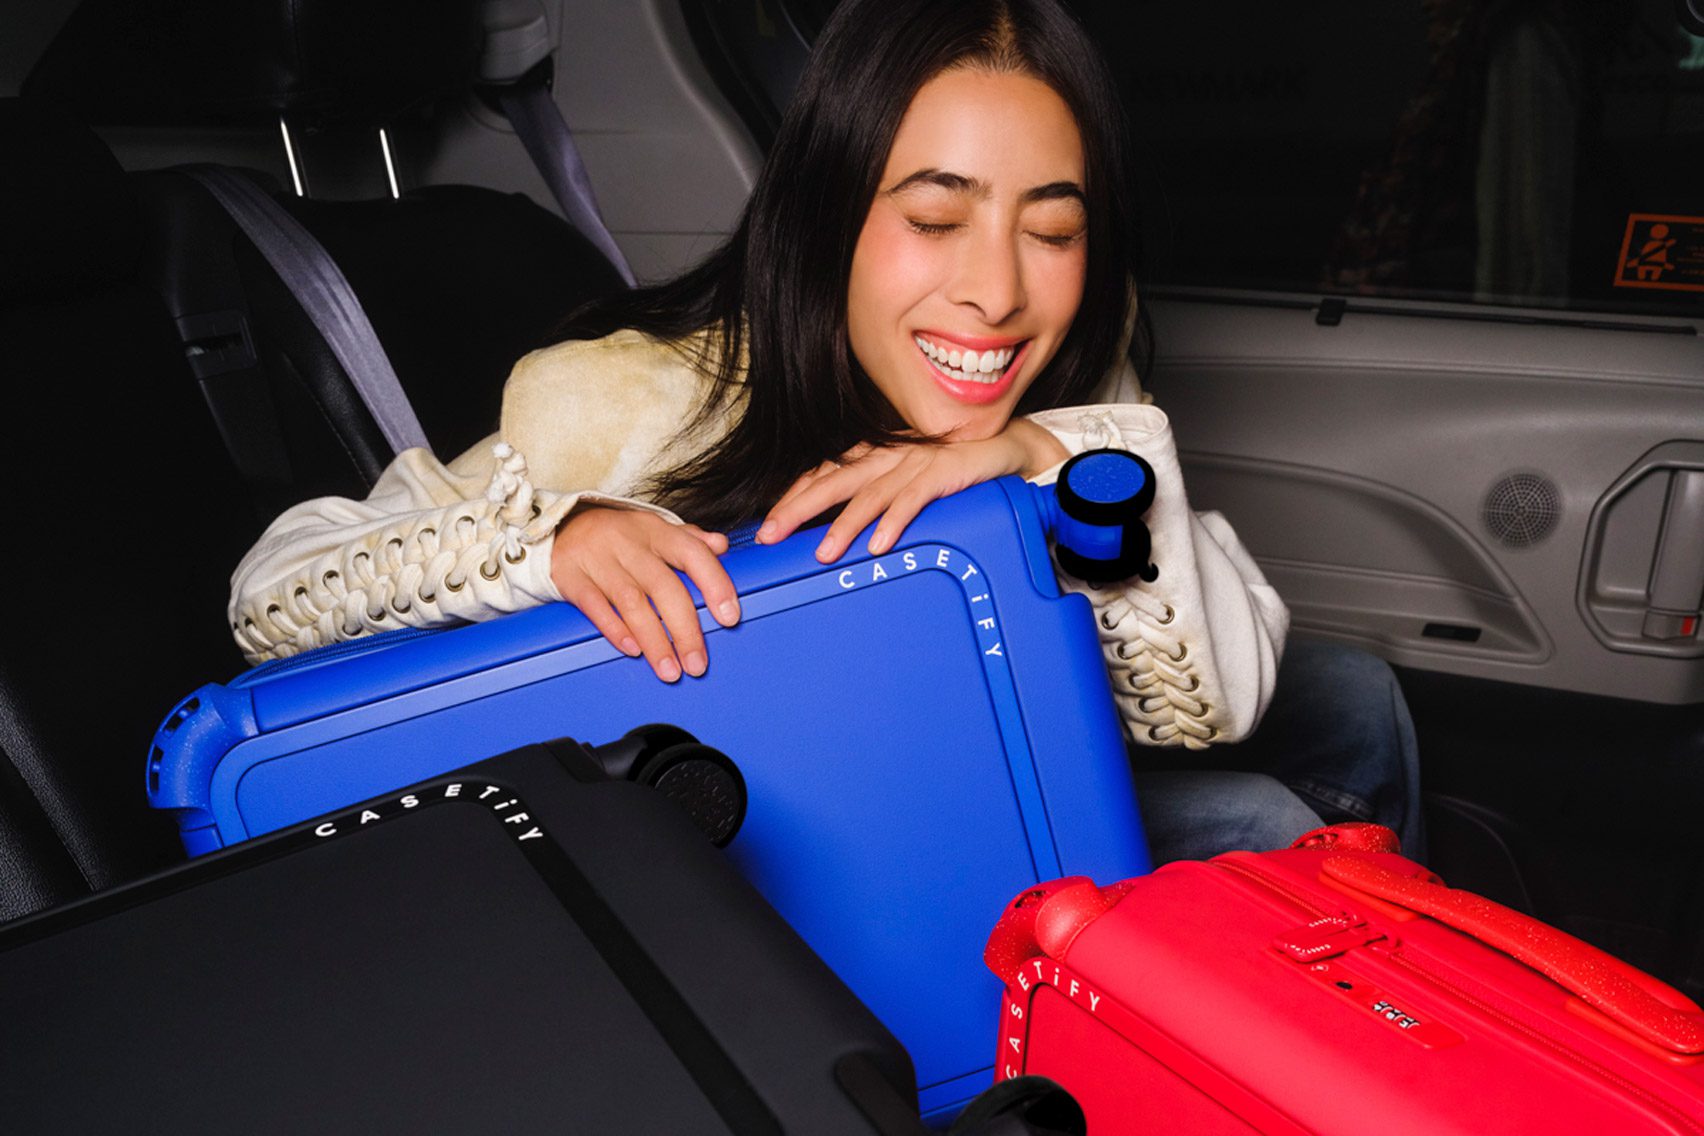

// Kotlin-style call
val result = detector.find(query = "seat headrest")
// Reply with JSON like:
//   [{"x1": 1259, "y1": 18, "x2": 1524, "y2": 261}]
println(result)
[
  {"x1": 23, "y1": 0, "x2": 483, "y2": 130},
  {"x1": 0, "y1": 99, "x2": 140, "y2": 306}
]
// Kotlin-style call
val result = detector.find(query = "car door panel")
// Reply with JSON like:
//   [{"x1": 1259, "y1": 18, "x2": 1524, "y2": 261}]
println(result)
[{"x1": 1144, "y1": 294, "x2": 1704, "y2": 705}]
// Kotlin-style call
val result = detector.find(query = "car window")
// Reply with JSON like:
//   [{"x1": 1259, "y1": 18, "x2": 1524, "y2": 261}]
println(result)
[
  {"x1": 759, "y1": 0, "x2": 1704, "y2": 319},
  {"x1": 1073, "y1": 0, "x2": 1704, "y2": 318}
]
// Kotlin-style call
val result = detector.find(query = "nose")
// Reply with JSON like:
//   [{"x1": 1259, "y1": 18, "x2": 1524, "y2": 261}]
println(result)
[{"x1": 947, "y1": 227, "x2": 1026, "y2": 326}]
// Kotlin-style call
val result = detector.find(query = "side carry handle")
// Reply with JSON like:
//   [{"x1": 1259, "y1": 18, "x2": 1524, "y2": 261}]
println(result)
[{"x1": 1322, "y1": 856, "x2": 1704, "y2": 1056}]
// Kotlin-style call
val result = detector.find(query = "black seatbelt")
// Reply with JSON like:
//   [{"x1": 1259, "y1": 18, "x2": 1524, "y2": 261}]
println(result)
[
  {"x1": 494, "y1": 66, "x2": 637, "y2": 288},
  {"x1": 478, "y1": 0, "x2": 636, "y2": 287},
  {"x1": 179, "y1": 165, "x2": 432, "y2": 456}
]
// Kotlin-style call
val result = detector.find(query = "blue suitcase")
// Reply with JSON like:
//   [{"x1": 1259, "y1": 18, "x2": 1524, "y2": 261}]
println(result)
[{"x1": 148, "y1": 453, "x2": 1156, "y2": 1120}]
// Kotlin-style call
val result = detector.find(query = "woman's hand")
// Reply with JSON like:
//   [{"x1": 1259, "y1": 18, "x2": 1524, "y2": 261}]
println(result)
[
  {"x1": 756, "y1": 419, "x2": 1069, "y2": 562},
  {"x1": 551, "y1": 507, "x2": 739, "y2": 682}
]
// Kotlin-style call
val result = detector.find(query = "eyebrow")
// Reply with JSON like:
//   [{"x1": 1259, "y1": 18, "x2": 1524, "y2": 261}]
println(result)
[{"x1": 886, "y1": 168, "x2": 1085, "y2": 206}]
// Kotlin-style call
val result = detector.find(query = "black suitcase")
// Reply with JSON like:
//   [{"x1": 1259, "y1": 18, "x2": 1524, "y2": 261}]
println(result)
[{"x1": 0, "y1": 734, "x2": 924, "y2": 1134}]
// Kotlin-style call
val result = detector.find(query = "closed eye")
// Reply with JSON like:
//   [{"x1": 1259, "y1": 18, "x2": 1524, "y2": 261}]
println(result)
[
  {"x1": 906, "y1": 219, "x2": 961, "y2": 236},
  {"x1": 1029, "y1": 230, "x2": 1084, "y2": 249}
]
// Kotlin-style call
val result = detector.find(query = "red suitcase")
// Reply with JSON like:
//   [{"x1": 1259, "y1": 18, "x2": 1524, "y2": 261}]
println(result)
[{"x1": 983, "y1": 823, "x2": 1704, "y2": 1135}]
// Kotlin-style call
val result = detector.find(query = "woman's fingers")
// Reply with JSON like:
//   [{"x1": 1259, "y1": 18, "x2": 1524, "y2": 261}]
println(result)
[
  {"x1": 555, "y1": 573, "x2": 642, "y2": 660},
  {"x1": 814, "y1": 463, "x2": 911, "y2": 561},
  {"x1": 761, "y1": 448, "x2": 906, "y2": 544},
  {"x1": 759, "y1": 463, "x2": 841, "y2": 543},
  {"x1": 682, "y1": 523, "x2": 730, "y2": 556},
  {"x1": 760, "y1": 446, "x2": 906, "y2": 544},
  {"x1": 596, "y1": 566, "x2": 685, "y2": 682},
  {"x1": 866, "y1": 473, "x2": 949, "y2": 556},
  {"x1": 553, "y1": 508, "x2": 747, "y2": 682},
  {"x1": 664, "y1": 525, "x2": 741, "y2": 628},
  {"x1": 629, "y1": 553, "x2": 710, "y2": 678}
]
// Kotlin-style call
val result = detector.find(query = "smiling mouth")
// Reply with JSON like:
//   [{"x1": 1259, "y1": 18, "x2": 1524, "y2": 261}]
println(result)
[{"x1": 912, "y1": 334, "x2": 1027, "y2": 386}]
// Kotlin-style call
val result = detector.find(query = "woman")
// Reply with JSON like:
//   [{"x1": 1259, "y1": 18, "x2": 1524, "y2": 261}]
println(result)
[{"x1": 230, "y1": 0, "x2": 1416, "y2": 860}]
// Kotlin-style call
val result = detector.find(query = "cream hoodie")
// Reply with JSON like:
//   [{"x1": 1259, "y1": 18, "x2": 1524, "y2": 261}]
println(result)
[{"x1": 229, "y1": 329, "x2": 1287, "y2": 749}]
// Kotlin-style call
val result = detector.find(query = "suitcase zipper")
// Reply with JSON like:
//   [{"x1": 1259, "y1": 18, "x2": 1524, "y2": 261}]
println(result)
[
  {"x1": 1215, "y1": 856, "x2": 1334, "y2": 920},
  {"x1": 1217, "y1": 856, "x2": 1704, "y2": 1136}
]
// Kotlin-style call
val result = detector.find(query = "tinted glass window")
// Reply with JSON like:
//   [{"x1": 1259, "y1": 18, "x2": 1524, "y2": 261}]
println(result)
[
  {"x1": 778, "y1": 0, "x2": 1704, "y2": 318},
  {"x1": 1073, "y1": 0, "x2": 1704, "y2": 317}
]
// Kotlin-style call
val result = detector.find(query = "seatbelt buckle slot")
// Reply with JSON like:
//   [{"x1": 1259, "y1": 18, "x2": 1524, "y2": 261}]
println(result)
[{"x1": 177, "y1": 310, "x2": 256, "y2": 379}]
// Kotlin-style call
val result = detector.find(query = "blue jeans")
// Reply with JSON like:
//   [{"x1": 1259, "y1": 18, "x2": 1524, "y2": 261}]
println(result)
[{"x1": 1130, "y1": 640, "x2": 1424, "y2": 865}]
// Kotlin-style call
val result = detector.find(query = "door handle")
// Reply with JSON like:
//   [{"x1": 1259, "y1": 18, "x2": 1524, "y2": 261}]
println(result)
[{"x1": 1645, "y1": 470, "x2": 1704, "y2": 641}]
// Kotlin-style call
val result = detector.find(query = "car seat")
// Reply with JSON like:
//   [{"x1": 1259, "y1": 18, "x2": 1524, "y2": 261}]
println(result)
[
  {"x1": 25, "y1": 0, "x2": 629, "y2": 515},
  {"x1": 0, "y1": 98, "x2": 262, "y2": 909}
]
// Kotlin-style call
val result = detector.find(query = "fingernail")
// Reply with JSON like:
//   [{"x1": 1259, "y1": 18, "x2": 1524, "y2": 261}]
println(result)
[
  {"x1": 658, "y1": 657, "x2": 681, "y2": 683},
  {"x1": 815, "y1": 540, "x2": 835, "y2": 563},
  {"x1": 868, "y1": 529, "x2": 889, "y2": 555},
  {"x1": 717, "y1": 599, "x2": 740, "y2": 625},
  {"x1": 619, "y1": 637, "x2": 641, "y2": 657},
  {"x1": 683, "y1": 650, "x2": 707, "y2": 677},
  {"x1": 756, "y1": 521, "x2": 777, "y2": 542}
]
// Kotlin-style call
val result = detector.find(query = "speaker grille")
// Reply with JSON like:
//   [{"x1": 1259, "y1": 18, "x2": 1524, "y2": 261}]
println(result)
[{"x1": 1482, "y1": 472, "x2": 1560, "y2": 547}]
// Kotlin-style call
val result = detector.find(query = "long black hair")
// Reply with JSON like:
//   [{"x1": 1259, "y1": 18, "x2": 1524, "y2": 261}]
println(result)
[{"x1": 562, "y1": 0, "x2": 1145, "y2": 530}]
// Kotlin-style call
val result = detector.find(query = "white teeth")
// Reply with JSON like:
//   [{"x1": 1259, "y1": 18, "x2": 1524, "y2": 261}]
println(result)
[{"x1": 914, "y1": 335, "x2": 1018, "y2": 381}]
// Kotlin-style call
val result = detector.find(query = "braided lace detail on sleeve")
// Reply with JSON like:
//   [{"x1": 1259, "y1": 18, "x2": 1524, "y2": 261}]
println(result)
[
  {"x1": 235, "y1": 443, "x2": 546, "y2": 660},
  {"x1": 1057, "y1": 408, "x2": 1216, "y2": 749},
  {"x1": 1090, "y1": 587, "x2": 1218, "y2": 749}
]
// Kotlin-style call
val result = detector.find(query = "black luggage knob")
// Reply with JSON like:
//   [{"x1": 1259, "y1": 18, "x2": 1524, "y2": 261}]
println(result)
[
  {"x1": 587, "y1": 724, "x2": 747, "y2": 847},
  {"x1": 1050, "y1": 449, "x2": 1158, "y2": 583}
]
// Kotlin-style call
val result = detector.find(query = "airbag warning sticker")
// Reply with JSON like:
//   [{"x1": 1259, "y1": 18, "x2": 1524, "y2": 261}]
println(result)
[{"x1": 1614, "y1": 214, "x2": 1704, "y2": 293}]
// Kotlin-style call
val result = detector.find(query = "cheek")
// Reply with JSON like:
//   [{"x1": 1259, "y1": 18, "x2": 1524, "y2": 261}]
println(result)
[
  {"x1": 1037, "y1": 247, "x2": 1088, "y2": 334},
  {"x1": 1016, "y1": 247, "x2": 1088, "y2": 390},
  {"x1": 850, "y1": 217, "x2": 944, "y2": 326},
  {"x1": 848, "y1": 217, "x2": 947, "y2": 383}
]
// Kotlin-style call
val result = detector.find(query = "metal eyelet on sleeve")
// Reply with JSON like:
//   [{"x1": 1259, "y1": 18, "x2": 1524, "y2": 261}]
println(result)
[
  {"x1": 505, "y1": 547, "x2": 527, "y2": 564},
  {"x1": 1157, "y1": 604, "x2": 1175, "y2": 625},
  {"x1": 480, "y1": 560, "x2": 501, "y2": 581}
]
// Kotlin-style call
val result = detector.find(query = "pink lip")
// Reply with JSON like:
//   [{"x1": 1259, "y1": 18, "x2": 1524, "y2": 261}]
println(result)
[
  {"x1": 915, "y1": 329, "x2": 1029, "y2": 352},
  {"x1": 914, "y1": 337, "x2": 1032, "y2": 406}
]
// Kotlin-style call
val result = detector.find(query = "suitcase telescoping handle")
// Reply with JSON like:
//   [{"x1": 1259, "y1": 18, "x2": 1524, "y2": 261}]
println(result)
[
  {"x1": 1043, "y1": 449, "x2": 1158, "y2": 583},
  {"x1": 1323, "y1": 856, "x2": 1704, "y2": 1056}
]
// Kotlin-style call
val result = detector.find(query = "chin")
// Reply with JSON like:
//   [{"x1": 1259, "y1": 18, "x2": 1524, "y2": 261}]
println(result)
[{"x1": 936, "y1": 413, "x2": 1008, "y2": 443}]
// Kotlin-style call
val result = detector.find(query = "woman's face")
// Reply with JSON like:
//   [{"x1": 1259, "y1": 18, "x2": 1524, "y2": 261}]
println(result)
[{"x1": 847, "y1": 67, "x2": 1088, "y2": 441}]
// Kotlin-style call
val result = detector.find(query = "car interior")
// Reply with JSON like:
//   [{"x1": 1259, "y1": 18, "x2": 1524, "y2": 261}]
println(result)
[{"x1": 1, "y1": 0, "x2": 1702, "y2": 1105}]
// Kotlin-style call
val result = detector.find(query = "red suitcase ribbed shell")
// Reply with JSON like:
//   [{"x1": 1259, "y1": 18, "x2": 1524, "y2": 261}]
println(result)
[{"x1": 984, "y1": 824, "x2": 1704, "y2": 1135}]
